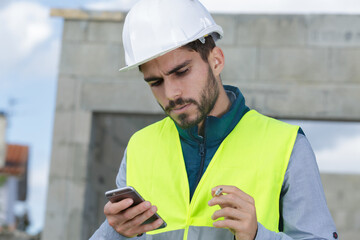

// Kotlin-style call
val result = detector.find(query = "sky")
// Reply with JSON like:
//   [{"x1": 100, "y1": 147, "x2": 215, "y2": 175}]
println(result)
[{"x1": 1, "y1": 0, "x2": 360, "y2": 235}]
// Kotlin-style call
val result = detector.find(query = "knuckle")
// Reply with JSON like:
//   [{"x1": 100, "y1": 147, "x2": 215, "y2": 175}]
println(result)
[
  {"x1": 104, "y1": 203, "x2": 112, "y2": 215},
  {"x1": 228, "y1": 194, "x2": 236, "y2": 201},
  {"x1": 143, "y1": 209, "x2": 151, "y2": 218},
  {"x1": 142, "y1": 224, "x2": 153, "y2": 232},
  {"x1": 114, "y1": 225, "x2": 124, "y2": 234},
  {"x1": 125, "y1": 221, "x2": 137, "y2": 232},
  {"x1": 245, "y1": 212, "x2": 253, "y2": 221},
  {"x1": 223, "y1": 207, "x2": 232, "y2": 215},
  {"x1": 133, "y1": 216, "x2": 145, "y2": 226},
  {"x1": 221, "y1": 219, "x2": 229, "y2": 227},
  {"x1": 122, "y1": 212, "x2": 132, "y2": 221},
  {"x1": 230, "y1": 185, "x2": 237, "y2": 191},
  {"x1": 136, "y1": 211, "x2": 153, "y2": 226},
  {"x1": 141, "y1": 202, "x2": 151, "y2": 211},
  {"x1": 107, "y1": 218, "x2": 116, "y2": 228},
  {"x1": 147, "y1": 207, "x2": 156, "y2": 217}
]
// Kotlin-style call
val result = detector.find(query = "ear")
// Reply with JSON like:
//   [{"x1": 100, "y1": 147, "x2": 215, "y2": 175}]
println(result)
[{"x1": 209, "y1": 46, "x2": 224, "y2": 76}]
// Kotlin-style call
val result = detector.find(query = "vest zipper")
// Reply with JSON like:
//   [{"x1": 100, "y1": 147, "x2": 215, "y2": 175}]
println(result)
[{"x1": 195, "y1": 120, "x2": 207, "y2": 188}]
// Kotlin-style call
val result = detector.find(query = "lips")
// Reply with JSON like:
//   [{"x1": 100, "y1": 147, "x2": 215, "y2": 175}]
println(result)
[
  {"x1": 165, "y1": 98, "x2": 197, "y2": 114},
  {"x1": 171, "y1": 103, "x2": 191, "y2": 113}
]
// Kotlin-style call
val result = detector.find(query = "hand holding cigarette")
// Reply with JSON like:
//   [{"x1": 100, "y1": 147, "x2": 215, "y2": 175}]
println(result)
[{"x1": 208, "y1": 185, "x2": 258, "y2": 240}]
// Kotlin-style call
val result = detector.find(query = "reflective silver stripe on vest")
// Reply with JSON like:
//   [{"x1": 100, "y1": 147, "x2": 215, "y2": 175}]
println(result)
[
  {"x1": 144, "y1": 227, "x2": 233, "y2": 240},
  {"x1": 188, "y1": 226, "x2": 234, "y2": 240},
  {"x1": 145, "y1": 229, "x2": 184, "y2": 240}
]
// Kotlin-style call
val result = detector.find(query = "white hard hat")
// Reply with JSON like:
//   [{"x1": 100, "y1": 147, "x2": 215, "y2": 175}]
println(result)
[{"x1": 119, "y1": 0, "x2": 223, "y2": 71}]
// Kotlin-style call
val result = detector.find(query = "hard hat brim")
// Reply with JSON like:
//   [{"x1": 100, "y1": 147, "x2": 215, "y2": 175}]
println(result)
[
  {"x1": 118, "y1": 45, "x2": 180, "y2": 72},
  {"x1": 118, "y1": 28, "x2": 223, "y2": 72}
]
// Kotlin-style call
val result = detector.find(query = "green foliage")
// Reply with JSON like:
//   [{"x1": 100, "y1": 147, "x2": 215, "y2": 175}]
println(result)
[{"x1": 0, "y1": 175, "x2": 7, "y2": 187}]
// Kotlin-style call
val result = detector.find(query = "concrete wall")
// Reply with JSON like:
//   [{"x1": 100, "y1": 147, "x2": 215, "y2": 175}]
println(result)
[
  {"x1": 44, "y1": 9, "x2": 360, "y2": 240},
  {"x1": 321, "y1": 174, "x2": 360, "y2": 239},
  {"x1": 82, "y1": 113, "x2": 164, "y2": 238}
]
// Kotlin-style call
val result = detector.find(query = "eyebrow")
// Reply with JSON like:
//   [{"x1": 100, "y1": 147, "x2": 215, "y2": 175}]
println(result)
[
  {"x1": 144, "y1": 60, "x2": 191, "y2": 82},
  {"x1": 166, "y1": 60, "x2": 191, "y2": 75}
]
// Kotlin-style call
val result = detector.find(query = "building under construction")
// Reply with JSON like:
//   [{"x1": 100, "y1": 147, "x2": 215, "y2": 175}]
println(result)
[{"x1": 44, "y1": 9, "x2": 360, "y2": 240}]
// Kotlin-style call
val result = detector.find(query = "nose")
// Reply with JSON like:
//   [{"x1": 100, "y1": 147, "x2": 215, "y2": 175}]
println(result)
[{"x1": 164, "y1": 78, "x2": 182, "y2": 101}]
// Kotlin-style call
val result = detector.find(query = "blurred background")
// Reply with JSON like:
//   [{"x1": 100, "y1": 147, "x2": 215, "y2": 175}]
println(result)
[{"x1": 0, "y1": 0, "x2": 360, "y2": 239}]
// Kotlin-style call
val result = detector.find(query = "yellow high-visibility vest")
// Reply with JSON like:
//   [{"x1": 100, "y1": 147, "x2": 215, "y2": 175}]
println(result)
[{"x1": 127, "y1": 110, "x2": 299, "y2": 240}]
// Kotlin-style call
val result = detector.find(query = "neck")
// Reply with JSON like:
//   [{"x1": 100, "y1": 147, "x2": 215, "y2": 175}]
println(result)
[
  {"x1": 197, "y1": 85, "x2": 231, "y2": 136},
  {"x1": 208, "y1": 84, "x2": 231, "y2": 119}
]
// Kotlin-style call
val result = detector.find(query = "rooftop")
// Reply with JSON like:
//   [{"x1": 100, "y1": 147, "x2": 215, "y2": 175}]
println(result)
[{"x1": 0, "y1": 144, "x2": 29, "y2": 176}]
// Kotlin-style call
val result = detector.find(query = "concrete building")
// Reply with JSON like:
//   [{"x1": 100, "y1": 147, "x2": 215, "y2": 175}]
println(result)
[
  {"x1": 0, "y1": 144, "x2": 29, "y2": 231},
  {"x1": 0, "y1": 113, "x2": 6, "y2": 168},
  {"x1": 45, "y1": 9, "x2": 360, "y2": 240},
  {"x1": 0, "y1": 114, "x2": 29, "y2": 232},
  {"x1": 0, "y1": 114, "x2": 33, "y2": 240}
]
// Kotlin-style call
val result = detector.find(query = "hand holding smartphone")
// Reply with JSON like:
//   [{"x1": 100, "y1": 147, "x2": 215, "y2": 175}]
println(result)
[{"x1": 105, "y1": 186, "x2": 167, "y2": 229}]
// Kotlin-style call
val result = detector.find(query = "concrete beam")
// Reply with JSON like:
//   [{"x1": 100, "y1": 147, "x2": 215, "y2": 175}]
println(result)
[{"x1": 50, "y1": 8, "x2": 125, "y2": 22}]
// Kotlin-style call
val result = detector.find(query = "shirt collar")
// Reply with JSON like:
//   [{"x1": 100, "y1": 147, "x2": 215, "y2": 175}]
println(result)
[{"x1": 175, "y1": 85, "x2": 250, "y2": 146}]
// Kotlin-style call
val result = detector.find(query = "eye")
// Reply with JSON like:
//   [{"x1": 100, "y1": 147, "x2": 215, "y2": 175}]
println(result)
[
  {"x1": 150, "y1": 79, "x2": 163, "y2": 87},
  {"x1": 175, "y1": 68, "x2": 189, "y2": 76}
]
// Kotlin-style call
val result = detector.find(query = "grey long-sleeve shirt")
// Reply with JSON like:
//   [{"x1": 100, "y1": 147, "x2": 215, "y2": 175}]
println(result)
[{"x1": 90, "y1": 133, "x2": 338, "y2": 240}]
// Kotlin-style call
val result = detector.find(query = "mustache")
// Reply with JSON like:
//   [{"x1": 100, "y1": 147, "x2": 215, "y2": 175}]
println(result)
[{"x1": 164, "y1": 98, "x2": 197, "y2": 112}]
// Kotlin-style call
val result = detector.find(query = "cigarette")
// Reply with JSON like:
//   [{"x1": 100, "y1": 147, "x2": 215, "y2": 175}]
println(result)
[{"x1": 215, "y1": 188, "x2": 223, "y2": 196}]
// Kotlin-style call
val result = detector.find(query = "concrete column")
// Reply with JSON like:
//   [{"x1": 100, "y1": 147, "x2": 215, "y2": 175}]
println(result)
[{"x1": 43, "y1": 9, "x2": 125, "y2": 240}]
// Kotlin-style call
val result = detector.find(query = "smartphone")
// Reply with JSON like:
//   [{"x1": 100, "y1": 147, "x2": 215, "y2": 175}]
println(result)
[{"x1": 105, "y1": 186, "x2": 167, "y2": 229}]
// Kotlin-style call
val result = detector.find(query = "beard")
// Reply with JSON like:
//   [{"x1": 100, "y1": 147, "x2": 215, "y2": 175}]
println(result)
[{"x1": 161, "y1": 66, "x2": 219, "y2": 129}]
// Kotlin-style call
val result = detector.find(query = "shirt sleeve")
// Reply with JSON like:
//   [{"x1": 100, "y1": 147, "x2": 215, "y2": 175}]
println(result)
[
  {"x1": 89, "y1": 149, "x2": 147, "y2": 240},
  {"x1": 255, "y1": 133, "x2": 338, "y2": 240}
]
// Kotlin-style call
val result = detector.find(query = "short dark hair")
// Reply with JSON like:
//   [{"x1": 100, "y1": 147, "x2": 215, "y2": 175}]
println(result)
[
  {"x1": 181, "y1": 35, "x2": 216, "y2": 63},
  {"x1": 138, "y1": 35, "x2": 216, "y2": 72}
]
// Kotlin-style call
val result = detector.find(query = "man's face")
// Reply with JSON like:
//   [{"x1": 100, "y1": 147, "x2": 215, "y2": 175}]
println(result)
[{"x1": 141, "y1": 48, "x2": 220, "y2": 129}]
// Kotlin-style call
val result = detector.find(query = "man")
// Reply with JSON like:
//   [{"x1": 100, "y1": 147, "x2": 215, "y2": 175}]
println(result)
[{"x1": 91, "y1": 0, "x2": 337, "y2": 239}]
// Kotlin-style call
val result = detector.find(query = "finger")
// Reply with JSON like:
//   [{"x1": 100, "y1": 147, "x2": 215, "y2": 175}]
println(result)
[
  {"x1": 211, "y1": 207, "x2": 249, "y2": 220},
  {"x1": 213, "y1": 218, "x2": 242, "y2": 230},
  {"x1": 120, "y1": 201, "x2": 152, "y2": 222},
  {"x1": 208, "y1": 198, "x2": 232, "y2": 209},
  {"x1": 123, "y1": 205, "x2": 158, "y2": 229},
  {"x1": 121, "y1": 212, "x2": 164, "y2": 237},
  {"x1": 104, "y1": 198, "x2": 134, "y2": 215},
  {"x1": 213, "y1": 218, "x2": 258, "y2": 239},
  {"x1": 212, "y1": 185, "x2": 254, "y2": 204},
  {"x1": 208, "y1": 193, "x2": 251, "y2": 210},
  {"x1": 136, "y1": 217, "x2": 164, "y2": 234}
]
